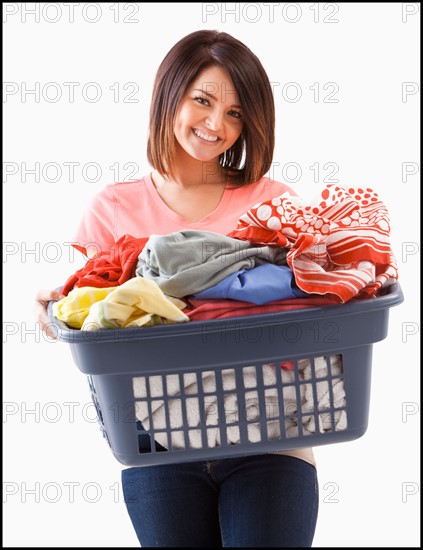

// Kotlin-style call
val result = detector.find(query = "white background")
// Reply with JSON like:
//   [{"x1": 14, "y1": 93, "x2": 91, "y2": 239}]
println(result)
[{"x1": 3, "y1": 2, "x2": 420, "y2": 547}]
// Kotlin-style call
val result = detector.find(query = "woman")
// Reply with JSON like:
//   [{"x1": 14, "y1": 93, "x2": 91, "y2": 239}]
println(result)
[{"x1": 35, "y1": 30, "x2": 318, "y2": 547}]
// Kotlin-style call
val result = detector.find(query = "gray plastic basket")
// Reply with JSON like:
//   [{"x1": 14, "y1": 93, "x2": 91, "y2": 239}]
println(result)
[{"x1": 48, "y1": 283, "x2": 403, "y2": 467}]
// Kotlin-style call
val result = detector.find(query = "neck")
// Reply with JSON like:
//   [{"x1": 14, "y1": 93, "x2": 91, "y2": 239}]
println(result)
[{"x1": 167, "y1": 144, "x2": 226, "y2": 188}]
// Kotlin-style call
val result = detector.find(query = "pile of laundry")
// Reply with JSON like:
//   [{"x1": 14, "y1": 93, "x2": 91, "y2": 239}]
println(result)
[{"x1": 53, "y1": 183, "x2": 398, "y2": 330}]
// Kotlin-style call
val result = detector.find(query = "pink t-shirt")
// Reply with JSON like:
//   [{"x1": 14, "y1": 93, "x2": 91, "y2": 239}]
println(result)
[{"x1": 73, "y1": 173, "x2": 297, "y2": 252}]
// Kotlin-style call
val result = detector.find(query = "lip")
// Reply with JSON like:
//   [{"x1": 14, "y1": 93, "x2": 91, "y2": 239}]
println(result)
[{"x1": 192, "y1": 128, "x2": 221, "y2": 144}]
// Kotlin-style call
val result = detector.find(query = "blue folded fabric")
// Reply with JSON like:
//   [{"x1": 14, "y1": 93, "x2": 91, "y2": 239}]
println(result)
[{"x1": 191, "y1": 264, "x2": 307, "y2": 305}]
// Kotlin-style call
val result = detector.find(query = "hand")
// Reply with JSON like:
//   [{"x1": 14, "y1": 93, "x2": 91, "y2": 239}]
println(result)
[{"x1": 34, "y1": 289, "x2": 65, "y2": 339}]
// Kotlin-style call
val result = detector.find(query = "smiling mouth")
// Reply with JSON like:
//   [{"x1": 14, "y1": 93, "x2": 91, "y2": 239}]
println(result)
[{"x1": 192, "y1": 128, "x2": 221, "y2": 143}]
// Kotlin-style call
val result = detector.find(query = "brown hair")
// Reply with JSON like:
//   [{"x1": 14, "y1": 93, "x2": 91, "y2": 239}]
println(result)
[{"x1": 147, "y1": 30, "x2": 275, "y2": 187}]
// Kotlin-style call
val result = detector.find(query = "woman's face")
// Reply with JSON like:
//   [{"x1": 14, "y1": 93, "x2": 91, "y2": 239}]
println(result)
[{"x1": 173, "y1": 65, "x2": 244, "y2": 163}]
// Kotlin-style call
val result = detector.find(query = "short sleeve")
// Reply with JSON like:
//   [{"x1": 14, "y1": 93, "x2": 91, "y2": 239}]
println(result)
[
  {"x1": 72, "y1": 186, "x2": 117, "y2": 256},
  {"x1": 266, "y1": 178, "x2": 299, "y2": 200}
]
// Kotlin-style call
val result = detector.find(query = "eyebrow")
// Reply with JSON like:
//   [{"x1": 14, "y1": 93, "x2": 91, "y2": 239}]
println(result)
[{"x1": 193, "y1": 89, "x2": 241, "y2": 109}]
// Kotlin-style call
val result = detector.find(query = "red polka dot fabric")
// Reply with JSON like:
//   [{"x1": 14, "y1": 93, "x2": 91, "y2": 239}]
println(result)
[{"x1": 227, "y1": 184, "x2": 398, "y2": 303}]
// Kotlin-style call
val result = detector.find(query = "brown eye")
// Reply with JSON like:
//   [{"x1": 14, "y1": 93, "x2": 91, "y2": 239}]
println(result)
[{"x1": 194, "y1": 96, "x2": 210, "y2": 106}]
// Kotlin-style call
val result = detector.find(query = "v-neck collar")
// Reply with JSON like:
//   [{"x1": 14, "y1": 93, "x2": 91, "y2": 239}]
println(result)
[{"x1": 143, "y1": 172, "x2": 232, "y2": 227}]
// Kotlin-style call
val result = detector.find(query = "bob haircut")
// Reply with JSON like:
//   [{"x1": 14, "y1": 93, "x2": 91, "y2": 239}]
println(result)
[{"x1": 147, "y1": 30, "x2": 275, "y2": 187}]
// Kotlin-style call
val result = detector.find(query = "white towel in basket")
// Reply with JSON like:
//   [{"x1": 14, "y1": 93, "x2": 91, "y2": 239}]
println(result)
[
  {"x1": 286, "y1": 355, "x2": 347, "y2": 438},
  {"x1": 132, "y1": 355, "x2": 346, "y2": 449}
]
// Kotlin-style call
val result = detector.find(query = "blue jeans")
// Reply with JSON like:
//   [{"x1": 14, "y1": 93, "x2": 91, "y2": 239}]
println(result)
[{"x1": 122, "y1": 454, "x2": 319, "y2": 547}]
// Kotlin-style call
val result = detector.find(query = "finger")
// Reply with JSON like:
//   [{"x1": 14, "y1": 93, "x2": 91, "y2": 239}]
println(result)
[
  {"x1": 35, "y1": 289, "x2": 54, "y2": 302},
  {"x1": 33, "y1": 301, "x2": 59, "y2": 340},
  {"x1": 43, "y1": 324, "x2": 59, "y2": 340},
  {"x1": 34, "y1": 304, "x2": 48, "y2": 328},
  {"x1": 39, "y1": 314, "x2": 59, "y2": 340},
  {"x1": 35, "y1": 289, "x2": 64, "y2": 302}
]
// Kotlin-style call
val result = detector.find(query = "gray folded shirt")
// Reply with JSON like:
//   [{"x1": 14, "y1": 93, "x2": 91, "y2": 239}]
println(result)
[{"x1": 136, "y1": 230, "x2": 287, "y2": 298}]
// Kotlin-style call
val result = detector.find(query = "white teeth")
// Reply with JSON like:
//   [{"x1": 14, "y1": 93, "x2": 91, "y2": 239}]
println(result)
[{"x1": 194, "y1": 129, "x2": 219, "y2": 142}]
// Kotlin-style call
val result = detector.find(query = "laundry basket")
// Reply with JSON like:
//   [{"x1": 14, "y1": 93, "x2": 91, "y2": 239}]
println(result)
[{"x1": 48, "y1": 283, "x2": 403, "y2": 467}]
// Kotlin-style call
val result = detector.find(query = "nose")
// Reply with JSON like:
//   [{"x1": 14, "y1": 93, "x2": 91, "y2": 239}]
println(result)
[{"x1": 205, "y1": 109, "x2": 224, "y2": 131}]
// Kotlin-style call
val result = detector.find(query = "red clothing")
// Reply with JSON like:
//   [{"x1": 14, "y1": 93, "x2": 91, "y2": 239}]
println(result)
[
  {"x1": 62, "y1": 235, "x2": 148, "y2": 296},
  {"x1": 228, "y1": 184, "x2": 399, "y2": 302},
  {"x1": 183, "y1": 296, "x2": 339, "y2": 321}
]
